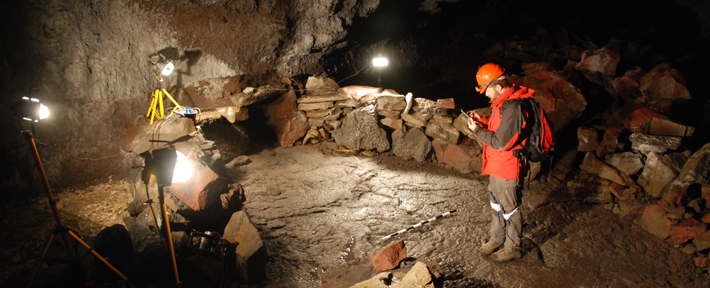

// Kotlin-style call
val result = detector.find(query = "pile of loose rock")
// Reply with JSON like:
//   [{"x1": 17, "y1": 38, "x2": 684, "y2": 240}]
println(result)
[{"x1": 120, "y1": 114, "x2": 267, "y2": 284}]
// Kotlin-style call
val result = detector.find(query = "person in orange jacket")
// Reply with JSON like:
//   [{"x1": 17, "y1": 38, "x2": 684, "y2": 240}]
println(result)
[{"x1": 467, "y1": 63, "x2": 535, "y2": 262}]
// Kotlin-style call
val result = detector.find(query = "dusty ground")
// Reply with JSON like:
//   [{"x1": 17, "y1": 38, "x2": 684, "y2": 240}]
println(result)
[{"x1": 1, "y1": 144, "x2": 709, "y2": 287}]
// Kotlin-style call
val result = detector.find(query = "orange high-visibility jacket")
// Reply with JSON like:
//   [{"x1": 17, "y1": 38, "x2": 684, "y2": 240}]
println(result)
[{"x1": 473, "y1": 84, "x2": 534, "y2": 180}]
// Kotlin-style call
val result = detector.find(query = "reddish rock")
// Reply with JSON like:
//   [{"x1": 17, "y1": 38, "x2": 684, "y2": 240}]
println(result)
[
  {"x1": 640, "y1": 204, "x2": 672, "y2": 239},
  {"x1": 610, "y1": 182, "x2": 625, "y2": 199},
  {"x1": 701, "y1": 214, "x2": 710, "y2": 224},
  {"x1": 596, "y1": 125, "x2": 624, "y2": 158},
  {"x1": 670, "y1": 218, "x2": 707, "y2": 245},
  {"x1": 369, "y1": 240, "x2": 407, "y2": 272},
  {"x1": 432, "y1": 138, "x2": 481, "y2": 174},
  {"x1": 694, "y1": 257, "x2": 710, "y2": 268},
  {"x1": 657, "y1": 199, "x2": 672, "y2": 213},
  {"x1": 169, "y1": 157, "x2": 224, "y2": 211},
  {"x1": 436, "y1": 98, "x2": 455, "y2": 109},
  {"x1": 612, "y1": 76, "x2": 643, "y2": 102},
  {"x1": 518, "y1": 62, "x2": 587, "y2": 133},
  {"x1": 624, "y1": 107, "x2": 666, "y2": 134},
  {"x1": 623, "y1": 185, "x2": 641, "y2": 195},
  {"x1": 267, "y1": 90, "x2": 309, "y2": 148}
]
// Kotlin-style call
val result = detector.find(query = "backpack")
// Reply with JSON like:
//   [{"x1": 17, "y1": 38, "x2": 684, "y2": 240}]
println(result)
[{"x1": 510, "y1": 98, "x2": 554, "y2": 162}]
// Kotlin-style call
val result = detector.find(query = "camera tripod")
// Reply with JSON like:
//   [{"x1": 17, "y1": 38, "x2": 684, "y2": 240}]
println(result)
[
  {"x1": 146, "y1": 73, "x2": 182, "y2": 125},
  {"x1": 24, "y1": 130, "x2": 128, "y2": 286}
]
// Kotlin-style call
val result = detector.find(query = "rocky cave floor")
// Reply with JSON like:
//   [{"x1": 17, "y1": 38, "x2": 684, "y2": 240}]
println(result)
[{"x1": 2, "y1": 144, "x2": 709, "y2": 287}]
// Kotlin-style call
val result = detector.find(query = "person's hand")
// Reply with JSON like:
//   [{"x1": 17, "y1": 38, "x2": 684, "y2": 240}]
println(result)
[
  {"x1": 471, "y1": 111, "x2": 485, "y2": 124},
  {"x1": 467, "y1": 117, "x2": 479, "y2": 131}
]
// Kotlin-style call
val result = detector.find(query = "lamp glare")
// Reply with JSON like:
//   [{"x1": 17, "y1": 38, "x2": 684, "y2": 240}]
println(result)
[
  {"x1": 39, "y1": 104, "x2": 49, "y2": 120},
  {"x1": 373, "y1": 57, "x2": 388, "y2": 67},
  {"x1": 161, "y1": 62, "x2": 175, "y2": 76},
  {"x1": 171, "y1": 151, "x2": 193, "y2": 183}
]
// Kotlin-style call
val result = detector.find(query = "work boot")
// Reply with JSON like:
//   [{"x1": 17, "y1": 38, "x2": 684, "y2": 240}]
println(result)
[
  {"x1": 478, "y1": 240, "x2": 503, "y2": 255},
  {"x1": 490, "y1": 247, "x2": 522, "y2": 262}
]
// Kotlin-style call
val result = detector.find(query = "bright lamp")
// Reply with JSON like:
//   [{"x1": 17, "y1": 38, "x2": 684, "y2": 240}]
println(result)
[{"x1": 372, "y1": 57, "x2": 389, "y2": 67}]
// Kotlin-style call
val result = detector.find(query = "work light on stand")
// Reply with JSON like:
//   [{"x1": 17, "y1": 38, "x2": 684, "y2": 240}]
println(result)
[
  {"x1": 141, "y1": 145, "x2": 193, "y2": 287},
  {"x1": 16, "y1": 97, "x2": 129, "y2": 286},
  {"x1": 372, "y1": 56, "x2": 388, "y2": 87}
]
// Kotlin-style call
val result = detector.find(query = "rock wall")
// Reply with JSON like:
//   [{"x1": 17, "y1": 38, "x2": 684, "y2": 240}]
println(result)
[{"x1": 0, "y1": 0, "x2": 378, "y2": 197}]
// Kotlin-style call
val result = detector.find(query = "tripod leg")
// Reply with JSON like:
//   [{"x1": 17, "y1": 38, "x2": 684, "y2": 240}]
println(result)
[
  {"x1": 159, "y1": 186, "x2": 181, "y2": 286},
  {"x1": 158, "y1": 90, "x2": 165, "y2": 119},
  {"x1": 147, "y1": 92, "x2": 157, "y2": 118},
  {"x1": 26, "y1": 134, "x2": 76, "y2": 260},
  {"x1": 27, "y1": 233, "x2": 56, "y2": 287},
  {"x1": 162, "y1": 89, "x2": 182, "y2": 110}
]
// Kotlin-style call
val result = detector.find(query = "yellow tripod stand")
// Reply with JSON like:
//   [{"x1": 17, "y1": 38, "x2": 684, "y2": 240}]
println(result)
[{"x1": 147, "y1": 73, "x2": 182, "y2": 124}]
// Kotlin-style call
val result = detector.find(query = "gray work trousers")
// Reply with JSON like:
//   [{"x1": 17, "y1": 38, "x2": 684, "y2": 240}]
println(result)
[{"x1": 487, "y1": 175, "x2": 523, "y2": 250}]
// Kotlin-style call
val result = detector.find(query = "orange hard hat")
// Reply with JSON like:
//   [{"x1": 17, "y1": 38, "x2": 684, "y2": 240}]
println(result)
[{"x1": 475, "y1": 63, "x2": 505, "y2": 94}]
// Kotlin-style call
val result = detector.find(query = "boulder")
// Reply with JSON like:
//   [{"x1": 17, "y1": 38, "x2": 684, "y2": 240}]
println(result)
[
  {"x1": 369, "y1": 240, "x2": 407, "y2": 272},
  {"x1": 639, "y1": 63, "x2": 691, "y2": 103},
  {"x1": 425, "y1": 119, "x2": 460, "y2": 145},
  {"x1": 436, "y1": 98, "x2": 455, "y2": 109},
  {"x1": 640, "y1": 204, "x2": 672, "y2": 239},
  {"x1": 638, "y1": 152, "x2": 678, "y2": 198},
  {"x1": 518, "y1": 62, "x2": 587, "y2": 132},
  {"x1": 122, "y1": 116, "x2": 197, "y2": 155},
  {"x1": 670, "y1": 218, "x2": 707, "y2": 245},
  {"x1": 629, "y1": 133, "x2": 681, "y2": 154},
  {"x1": 624, "y1": 107, "x2": 693, "y2": 136},
  {"x1": 392, "y1": 128, "x2": 432, "y2": 162},
  {"x1": 305, "y1": 76, "x2": 339, "y2": 91},
  {"x1": 596, "y1": 125, "x2": 625, "y2": 158},
  {"x1": 332, "y1": 105, "x2": 390, "y2": 152},
  {"x1": 662, "y1": 143, "x2": 710, "y2": 205},
  {"x1": 298, "y1": 101, "x2": 333, "y2": 111},
  {"x1": 266, "y1": 90, "x2": 310, "y2": 148},
  {"x1": 401, "y1": 112, "x2": 429, "y2": 128},
  {"x1": 222, "y1": 211, "x2": 266, "y2": 282},
  {"x1": 380, "y1": 118, "x2": 403, "y2": 130},
  {"x1": 338, "y1": 85, "x2": 382, "y2": 102},
  {"x1": 169, "y1": 154, "x2": 225, "y2": 211},
  {"x1": 580, "y1": 152, "x2": 634, "y2": 186},
  {"x1": 693, "y1": 231, "x2": 710, "y2": 252},
  {"x1": 604, "y1": 152, "x2": 644, "y2": 176},
  {"x1": 575, "y1": 46, "x2": 620, "y2": 76},
  {"x1": 612, "y1": 75, "x2": 643, "y2": 102},
  {"x1": 375, "y1": 94, "x2": 407, "y2": 111},
  {"x1": 412, "y1": 98, "x2": 437, "y2": 115},
  {"x1": 298, "y1": 91, "x2": 350, "y2": 103},
  {"x1": 390, "y1": 261, "x2": 435, "y2": 288},
  {"x1": 432, "y1": 138, "x2": 481, "y2": 174}
]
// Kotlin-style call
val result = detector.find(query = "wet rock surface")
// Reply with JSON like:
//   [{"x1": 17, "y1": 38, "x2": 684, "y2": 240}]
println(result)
[{"x1": 2, "y1": 145, "x2": 708, "y2": 287}]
